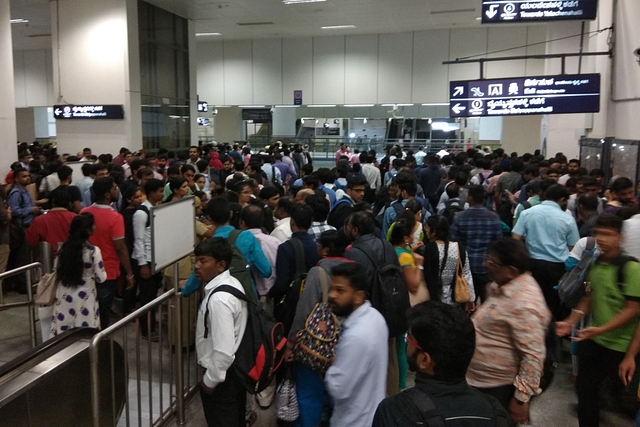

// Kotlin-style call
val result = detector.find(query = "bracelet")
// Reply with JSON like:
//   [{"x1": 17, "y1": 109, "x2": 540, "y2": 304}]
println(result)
[
  {"x1": 572, "y1": 309, "x2": 585, "y2": 316},
  {"x1": 417, "y1": 265, "x2": 424, "y2": 270},
  {"x1": 127, "y1": 274, "x2": 135, "y2": 280}
]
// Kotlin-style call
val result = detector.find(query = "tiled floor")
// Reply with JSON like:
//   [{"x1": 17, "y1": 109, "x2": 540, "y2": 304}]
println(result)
[{"x1": 0, "y1": 289, "x2": 636, "y2": 426}]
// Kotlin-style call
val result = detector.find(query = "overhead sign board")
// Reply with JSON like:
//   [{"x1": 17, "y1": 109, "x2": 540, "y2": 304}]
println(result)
[
  {"x1": 53, "y1": 104, "x2": 124, "y2": 120},
  {"x1": 482, "y1": 0, "x2": 598, "y2": 24},
  {"x1": 242, "y1": 108, "x2": 272, "y2": 123},
  {"x1": 449, "y1": 73, "x2": 600, "y2": 117},
  {"x1": 197, "y1": 101, "x2": 208, "y2": 113}
]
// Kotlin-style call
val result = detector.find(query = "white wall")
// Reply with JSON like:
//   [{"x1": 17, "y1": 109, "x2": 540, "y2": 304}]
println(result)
[
  {"x1": 13, "y1": 49, "x2": 54, "y2": 108},
  {"x1": 197, "y1": 26, "x2": 548, "y2": 107},
  {"x1": 0, "y1": 0, "x2": 17, "y2": 175},
  {"x1": 51, "y1": 0, "x2": 141, "y2": 156}
]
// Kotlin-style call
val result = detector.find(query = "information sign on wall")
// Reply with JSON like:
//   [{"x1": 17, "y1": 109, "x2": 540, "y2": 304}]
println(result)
[
  {"x1": 482, "y1": 0, "x2": 598, "y2": 24},
  {"x1": 53, "y1": 105, "x2": 125, "y2": 120},
  {"x1": 242, "y1": 109, "x2": 272, "y2": 123},
  {"x1": 449, "y1": 73, "x2": 600, "y2": 117},
  {"x1": 197, "y1": 101, "x2": 209, "y2": 113}
]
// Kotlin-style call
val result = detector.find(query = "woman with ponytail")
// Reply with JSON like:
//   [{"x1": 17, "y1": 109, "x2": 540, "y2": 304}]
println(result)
[{"x1": 50, "y1": 213, "x2": 107, "y2": 335}]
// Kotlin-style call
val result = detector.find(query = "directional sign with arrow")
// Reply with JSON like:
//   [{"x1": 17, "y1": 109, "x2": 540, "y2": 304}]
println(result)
[
  {"x1": 451, "y1": 104, "x2": 466, "y2": 115},
  {"x1": 485, "y1": 4, "x2": 498, "y2": 19},
  {"x1": 453, "y1": 86, "x2": 464, "y2": 97}
]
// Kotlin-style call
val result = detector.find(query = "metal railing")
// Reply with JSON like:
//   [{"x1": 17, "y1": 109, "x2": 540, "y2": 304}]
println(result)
[
  {"x1": 89, "y1": 267, "x2": 200, "y2": 427},
  {"x1": 0, "y1": 262, "x2": 41, "y2": 348}
]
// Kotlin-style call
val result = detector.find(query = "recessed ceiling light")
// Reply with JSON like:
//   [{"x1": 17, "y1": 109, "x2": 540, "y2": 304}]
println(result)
[
  {"x1": 196, "y1": 32, "x2": 222, "y2": 36},
  {"x1": 308, "y1": 104, "x2": 337, "y2": 107},
  {"x1": 321, "y1": 25, "x2": 357, "y2": 30},
  {"x1": 283, "y1": 0, "x2": 326, "y2": 4},
  {"x1": 10, "y1": 19, "x2": 29, "y2": 24}
]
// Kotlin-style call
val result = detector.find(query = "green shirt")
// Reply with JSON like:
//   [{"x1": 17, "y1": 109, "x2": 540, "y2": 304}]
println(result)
[{"x1": 589, "y1": 259, "x2": 640, "y2": 352}]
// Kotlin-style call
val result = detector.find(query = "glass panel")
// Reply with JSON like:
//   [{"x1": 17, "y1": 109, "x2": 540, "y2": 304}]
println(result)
[
  {"x1": 611, "y1": 141, "x2": 638, "y2": 181},
  {"x1": 579, "y1": 143, "x2": 603, "y2": 172}
]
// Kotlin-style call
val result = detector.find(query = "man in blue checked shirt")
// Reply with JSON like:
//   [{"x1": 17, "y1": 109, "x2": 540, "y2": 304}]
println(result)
[{"x1": 450, "y1": 185, "x2": 503, "y2": 302}]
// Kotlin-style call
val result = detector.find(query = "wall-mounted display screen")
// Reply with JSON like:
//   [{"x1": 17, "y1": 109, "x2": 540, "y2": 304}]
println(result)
[
  {"x1": 53, "y1": 105, "x2": 124, "y2": 120},
  {"x1": 481, "y1": 0, "x2": 598, "y2": 24},
  {"x1": 242, "y1": 109, "x2": 272, "y2": 123},
  {"x1": 449, "y1": 73, "x2": 600, "y2": 117}
]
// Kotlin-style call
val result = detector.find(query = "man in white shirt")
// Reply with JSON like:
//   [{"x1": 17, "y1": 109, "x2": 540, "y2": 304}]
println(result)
[
  {"x1": 325, "y1": 262, "x2": 388, "y2": 427},
  {"x1": 623, "y1": 214, "x2": 640, "y2": 260},
  {"x1": 362, "y1": 152, "x2": 381, "y2": 190},
  {"x1": 271, "y1": 196, "x2": 295, "y2": 242},
  {"x1": 131, "y1": 178, "x2": 165, "y2": 339},
  {"x1": 195, "y1": 237, "x2": 248, "y2": 427}
]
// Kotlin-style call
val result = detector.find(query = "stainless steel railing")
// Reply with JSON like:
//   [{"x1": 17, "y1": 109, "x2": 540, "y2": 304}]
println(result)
[
  {"x1": 89, "y1": 268, "x2": 200, "y2": 427},
  {"x1": 0, "y1": 262, "x2": 41, "y2": 348}
]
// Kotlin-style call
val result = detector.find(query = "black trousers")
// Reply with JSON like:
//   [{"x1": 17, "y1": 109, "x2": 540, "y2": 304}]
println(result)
[
  {"x1": 471, "y1": 272, "x2": 491, "y2": 303},
  {"x1": 476, "y1": 384, "x2": 514, "y2": 415},
  {"x1": 530, "y1": 259, "x2": 568, "y2": 320},
  {"x1": 577, "y1": 340, "x2": 626, "y2": 427},
  {"x1": 97, "y1": 280, "x2": 118, "y2": 329},
  {"x1": 199, "y1": 372, "x2": 246, "y2": 427},
  {"x1": 134, "y1": 261, "x2": 162, "y2": 336}
]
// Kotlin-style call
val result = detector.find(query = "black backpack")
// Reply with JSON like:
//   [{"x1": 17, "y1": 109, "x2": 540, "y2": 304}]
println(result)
[
  {"x1": 204, "y1": 285, "x2": 287, "y2": 394},
  {"x1": 442, "y1": 200, "x2": 465, "y2": 225},
  {"x1": 273, "y1": 238, "x2": 307, "y2": 336},
  {"x1": 353, "y1": 242, "x2": 410, "y2": 337},
  {"x1": 227, "y1": 229, "x2": 258, "y2": 303},
  {"x1": 136, "y1": 205, "x2": 151, "y2": 227},
  {"x1": 398, "y1": 386, "x2": 510, "y2": 427}
]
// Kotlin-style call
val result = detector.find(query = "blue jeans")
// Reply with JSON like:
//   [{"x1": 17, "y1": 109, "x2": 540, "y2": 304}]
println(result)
[
  {"x1": 97, "y1": 280, "x2": 118, "y2": 329},
  {"x1": 294, "y1": 363, "x2": 326, "y2": 427}
]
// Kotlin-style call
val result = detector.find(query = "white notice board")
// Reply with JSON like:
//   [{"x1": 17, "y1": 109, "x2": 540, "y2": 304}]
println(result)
[
  {"x1": 65, "y1": 161, "x2": 93, "y2": 185},
  {"x1": 150, "y1": 196, "x2": 196, "y2": 274}
]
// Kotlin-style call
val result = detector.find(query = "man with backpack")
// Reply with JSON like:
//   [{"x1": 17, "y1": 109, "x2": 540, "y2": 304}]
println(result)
[
  {"x1": 269, "y1": 204, "x2": 320, "y2": 335},
  {"x1": 344, "y1": 211, "x2": 407, "y2": 396},
  {"x1": 373, "y1": 302, "x2": 510, "y2": 427},
  {"x1": 327, "y1": 175, "x2": 366, "y2": 229},
  {"x1": 194, "y1": 237, "x2": 249, "y2": 427},
  {"x1": 131, "y1": 178, "x2": 165, "y2": 340},
  {"x1": 207, "y1": 197, "x2": 271, "y2": 301},
  {"x1": 557, "y1": 214, "x2": 640, "y2": 427},
  {"x1": 382, "y1": 172, "x2": 420, "y2": 237}
]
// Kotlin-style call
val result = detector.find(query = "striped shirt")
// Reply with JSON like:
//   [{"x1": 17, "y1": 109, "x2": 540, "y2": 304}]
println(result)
[{"x1": 466, "y1": 273, "x2": 551, "y2": 403}]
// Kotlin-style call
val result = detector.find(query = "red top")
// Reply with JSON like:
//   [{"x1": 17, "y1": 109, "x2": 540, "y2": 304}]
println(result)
[
  {"x1": 25, "y1": 209, "x2": 77, "y2": 257},
  {"x1": 80, "y1": 204, "x2": 125, "y2": 280}
]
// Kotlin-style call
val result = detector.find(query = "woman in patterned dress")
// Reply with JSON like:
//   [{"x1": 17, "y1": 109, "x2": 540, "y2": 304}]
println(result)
[{"x1": 51, "y1": 213, "x2": 107, "y2": 335}]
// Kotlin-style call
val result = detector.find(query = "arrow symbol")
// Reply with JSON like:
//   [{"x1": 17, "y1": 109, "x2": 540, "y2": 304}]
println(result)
[
  {"x1": 452, "y1": 103, "x2": 466, "y2": 114},
  {"x1": 453, "y1": 86, "x2": 464, "y2": 97},
  {"x1": 486, "y1": 4, "x2": 498, "y2": 19},
  {"x1": 54, "y1": 108, "x2": 62, "y2": 115}
]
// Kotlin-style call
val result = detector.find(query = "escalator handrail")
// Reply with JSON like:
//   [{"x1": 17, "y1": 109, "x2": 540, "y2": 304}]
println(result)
[{"x1": 0, "y1": 328, "x2": 99, "y2": 378}]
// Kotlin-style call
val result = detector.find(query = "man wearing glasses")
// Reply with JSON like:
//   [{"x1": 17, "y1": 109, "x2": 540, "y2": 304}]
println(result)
[{"x1": 373, "y1": 301, "x2": 510, "y2": 427}]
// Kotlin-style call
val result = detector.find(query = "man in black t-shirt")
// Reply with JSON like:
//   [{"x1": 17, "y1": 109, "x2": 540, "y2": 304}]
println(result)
[{"x1": 56, "y1": 165, "x2": 82, "y2": 213}]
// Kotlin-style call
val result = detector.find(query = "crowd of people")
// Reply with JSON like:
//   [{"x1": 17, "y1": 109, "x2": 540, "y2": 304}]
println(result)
[{"x1": 2, "y1": 139, "x2": 640, "y2": 427}]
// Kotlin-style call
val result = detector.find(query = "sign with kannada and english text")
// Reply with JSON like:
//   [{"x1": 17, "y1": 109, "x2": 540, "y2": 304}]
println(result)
[
  {"x1": 482, "y1": 0, "x2": 598, "y2": 24},
  {"x1": 53, "y1": 105, "x2": 124, "y2": 120},
  {"x1": 449, "y1": 73, "x2": 600, "y2": 117}
]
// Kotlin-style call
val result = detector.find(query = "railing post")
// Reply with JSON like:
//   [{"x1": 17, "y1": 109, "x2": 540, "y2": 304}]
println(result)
[
  {"x1": 25, "y1": 267, "x2": 37, "y2": 348},
  {"x1": 90, "y1": 338, "x2": 101, "y2": 427},
  {"x1": 174, "y1": 266, "x2": 185, "y2": 425}
]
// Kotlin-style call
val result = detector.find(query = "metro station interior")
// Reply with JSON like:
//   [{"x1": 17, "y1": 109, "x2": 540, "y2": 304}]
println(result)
[{"x1": 1, "y1": 0, "x2": 640, "y2": 426}]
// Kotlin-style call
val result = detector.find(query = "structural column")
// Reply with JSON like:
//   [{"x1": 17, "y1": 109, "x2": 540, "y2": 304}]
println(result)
[
  {"x1": 51, "y1": 0, "x2": 141, "y2": 156},
  {"x1": 0, "y1": 0, "x2": 18, "y2": 175}
]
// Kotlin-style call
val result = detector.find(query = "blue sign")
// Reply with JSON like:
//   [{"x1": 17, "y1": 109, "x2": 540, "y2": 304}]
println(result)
[
  {"x1": 294, "y1": 90, "x2": 303, "y2": 106},
  {"x1": 197, "y1": 101, "x2": 208, "y2": 113},
  {"x1": 482, "y1": 0, "x2": 598, "y2": 24},
  {"x1": 53, "y1": 104, "x2": 124, "y2": 120},
  {"x1": 449, "y1": 73, "x2": 600, "y2": 117}
]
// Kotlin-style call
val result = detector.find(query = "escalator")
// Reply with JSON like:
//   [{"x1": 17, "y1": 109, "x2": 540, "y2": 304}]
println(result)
[{"x1": 0, "y1": 328, "x2": 126, "y2": 426}]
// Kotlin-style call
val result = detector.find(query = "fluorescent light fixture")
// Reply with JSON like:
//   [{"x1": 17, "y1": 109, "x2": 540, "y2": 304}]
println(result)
[
  {"x1": 274, "y1": 105, "x2": 300, "y2": 108},
  {"x1": 349, "y1": 133, "x2": 356, "y2": 138},
  {"x1": 475, "y1": 17, "x2": 482, "y2": 20},
  {"x1": 10, "y1": 19, "x2": 29, "y2": 24},
  {"x1": 422, "y1": 103, "x2": 449, "y2": 106},
  {"x1": 344, "y1": 104, "x2": 374, "y2": 107},
  {"x1": 381, "y1": 103, "x2": 414, "y2": 107},
  {"x1": 321, "y1": 25, "x2": 356, "y2": 30},
  {"x1": 284, "y1": 0, "x2": 326, "y2": 3},
  {"x1": 431, "y1": 121, "x2": 460, "y2": 132},
  {"x1": 141, "y1": 104, "x2": 161, "y2": 108},
  {"x1": 238, "y1": 105, "x2": 266, "y2": 108},
  {"x1": 308, "y1": 104, "x2": 336, "y2": 107},
  {"x1": 196, "y1": 32, "x2": 222, "y2": 36}
]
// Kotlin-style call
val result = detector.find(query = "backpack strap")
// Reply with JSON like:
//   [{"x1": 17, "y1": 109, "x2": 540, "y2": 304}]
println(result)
[
  {"x1": 585, "y1": 237, "x2": 596, "y2": 252},
  {"x1": 228, "y1": 228, "x2": 241, "y2": 246},
  {"x1": 400, "y1": 387, "x2": 447, "y2": 427},
  {"x1": 522, "y1": 201, "x2": 532, "y2": 210},
  {"x1": 137, "y1": 205, "x2": 151, "y2": 228},
  {"x1": 290, "y1": 238, "x2": 306, "y2": 278},
  {"x1": 354, "y1": 241, "x2": 383, "y2": 266},
  {"x1": 483, "y1": 393, "x2": 511, "y2": 427},
  {"x1": 611, "y1": 254, "x2": 638, "y2": 292},
  {"x1": 392, "y1": 201, "x2": 404, "y2": 215},
  {"x1": 317, "y1": 266, "x2": 330, "y2": 303},
  {"x1": 203, "y1": 284, "x2": 253, "y2": 338}
]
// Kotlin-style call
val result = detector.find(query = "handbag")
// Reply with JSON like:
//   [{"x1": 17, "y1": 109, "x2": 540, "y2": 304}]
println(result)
[
  {"x1": 276, "y1": 364, "x2": 299, "y2": 424},
  {"x1": 35, "y1": 272, "x2": 58, "y2": 306},
  {"x1": 452, "y1": 244, "x2": 471, "y2": 303},
  {"x1": 292, "y1": 267, "x2": 341, "y2": 374}
]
